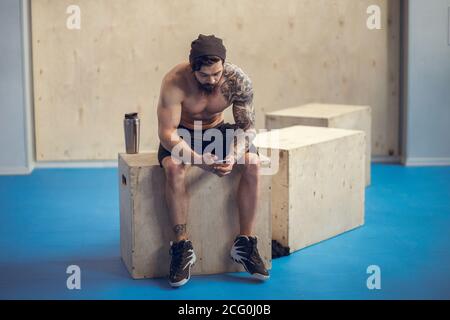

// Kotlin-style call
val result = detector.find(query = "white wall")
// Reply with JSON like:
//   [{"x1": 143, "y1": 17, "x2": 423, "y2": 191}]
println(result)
[
  {"x1": 402, "y1": 0, "x2": 450, "y2": 166},
  {"x1": 2, "y1": 0, "x2": 450, "y2": 172},
  {"x1": 0, "y1": 0, "x2": 34, "y2": 175}
]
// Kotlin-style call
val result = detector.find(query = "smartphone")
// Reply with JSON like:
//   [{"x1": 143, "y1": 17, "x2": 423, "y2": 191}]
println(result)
[{"x1": 214, "y1": 159, "x2": 230, "y2": 164}]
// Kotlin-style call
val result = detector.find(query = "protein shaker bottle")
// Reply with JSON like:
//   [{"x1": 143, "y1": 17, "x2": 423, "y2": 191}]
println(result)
[{"x1": 123, "y1": 112, "x2": 140, "y2": 154}]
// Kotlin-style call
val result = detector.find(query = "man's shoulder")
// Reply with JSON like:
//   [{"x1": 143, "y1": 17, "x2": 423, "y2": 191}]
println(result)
[
  {"x1": 163, "y1": 62, "x2": 189, "y2": 83},
  {"x1": 222, "y1": 62, "x2": 253, "y2": 104},
  {"x1": 223, "y1": 62, "x2": 252, "y2": 81},
  {"x1": 161, "y1": 63, "x2": 189, "y2": 95}
]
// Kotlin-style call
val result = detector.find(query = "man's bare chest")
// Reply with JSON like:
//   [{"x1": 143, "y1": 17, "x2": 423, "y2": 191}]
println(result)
[{"x1": 182, "y1": 90, "x2": 230, "y2": 115}]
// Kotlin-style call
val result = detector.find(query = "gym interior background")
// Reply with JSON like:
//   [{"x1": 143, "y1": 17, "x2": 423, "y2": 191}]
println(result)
[{"x1": 0, "y1": 0, "x2": 449, "y2": 299}]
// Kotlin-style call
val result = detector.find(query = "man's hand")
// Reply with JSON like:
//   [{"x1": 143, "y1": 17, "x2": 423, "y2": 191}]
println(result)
[
  {"x1": 211, "y1": 154, "x2": 236, "y2": 177},
  {"x1": 196, "y1": 153, "x2": 236, "y2": 177},
  {"x1": 197, "y1": 153, "x2": 219, "y2": 175}
]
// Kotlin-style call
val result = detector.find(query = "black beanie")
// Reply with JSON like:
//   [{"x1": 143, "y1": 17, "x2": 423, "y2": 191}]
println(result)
[{"x1": 189, "y1": 34, "x2": 226, "y2": 63}]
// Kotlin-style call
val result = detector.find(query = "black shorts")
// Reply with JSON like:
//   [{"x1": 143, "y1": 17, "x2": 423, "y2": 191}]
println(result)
[{"x1": 157, "y1": 121, "x2": 259, "y2": 168}]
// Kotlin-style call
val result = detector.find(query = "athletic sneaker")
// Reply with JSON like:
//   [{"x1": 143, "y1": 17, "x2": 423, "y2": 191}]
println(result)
[
  {"x1": 230, "y1": 235, "x2": 270, "y2": 280},
  {"x1": 168, "y1": 239, "x2": 196, "y2": 287}
]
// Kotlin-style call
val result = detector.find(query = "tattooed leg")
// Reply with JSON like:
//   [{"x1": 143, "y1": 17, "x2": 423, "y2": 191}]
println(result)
[
  {"x1": 162, "y1": 157, "x2": 189, "y2": 242},
  {"x1": 173, "y1": 224, "x2": 187, "y2": 241}
]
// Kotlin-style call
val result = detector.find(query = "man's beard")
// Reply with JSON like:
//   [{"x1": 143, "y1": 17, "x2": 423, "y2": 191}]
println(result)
[{"x1": 197, "y1": 81, "x2": 216, "y2": 95}]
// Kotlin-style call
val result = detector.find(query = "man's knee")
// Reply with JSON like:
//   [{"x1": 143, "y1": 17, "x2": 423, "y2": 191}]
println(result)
[{"x1": 162, "y1": 157, "x2": 189, "y2": 181}]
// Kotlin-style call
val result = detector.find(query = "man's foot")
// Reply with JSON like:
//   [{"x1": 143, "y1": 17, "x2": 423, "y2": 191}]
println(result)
[
  {"x1": 230, "y1": 235, "x2": 270, "y2": 280},
  {"x1": 168, "y1": 239, "x2": 196, "y2": 287}
]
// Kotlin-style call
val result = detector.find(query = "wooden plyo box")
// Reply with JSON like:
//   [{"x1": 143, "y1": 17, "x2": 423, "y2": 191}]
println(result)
[
  {"x1": 266, "y1": 103, "x2": 371, "y2": 186},
  {"x1": 254, "y1": 125, "x2": 365, "y2": 253},
  {"x1": 118, "y1": 152, "x2": 272, "y2": 279}
]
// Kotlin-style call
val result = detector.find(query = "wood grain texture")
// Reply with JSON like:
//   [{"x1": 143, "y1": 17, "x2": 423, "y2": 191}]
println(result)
[
  {"x1": 266, "y1": 103, "x2": 372, "y2": 185},
  {"x1": 254, "y1": 126, "x2": 365, "y2": 253},
  {"x1": 31, "y1": 0, "x2": 399, "y2": 160},
  {"x1": 119, "y1": 152, "x2": 272, "y2": 279}
]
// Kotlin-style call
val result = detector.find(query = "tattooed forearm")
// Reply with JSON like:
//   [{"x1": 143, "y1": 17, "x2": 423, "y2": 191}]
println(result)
[
  {"x1": 230, "y1": 102, "x2": 256, "y2": 161},
  {"x1": 233, "y1": 102, "x2": 255, "y2": 131},
  {"x1": 173, "y1": 224, "x2": 187, "y2": 237}
]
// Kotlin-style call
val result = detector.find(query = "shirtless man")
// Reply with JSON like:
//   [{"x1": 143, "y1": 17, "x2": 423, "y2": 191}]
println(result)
[{"x1": 157, "y1": 34, "x2": 269, "y2": 287}]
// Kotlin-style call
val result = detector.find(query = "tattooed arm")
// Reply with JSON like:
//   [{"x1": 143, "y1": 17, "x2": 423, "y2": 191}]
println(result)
[
  {"x1": 230, "y1": 100, "x2": 257, "y2": 163},
  {"x1": 220, "y1": 64, "x2": 256, "y2": 163}
]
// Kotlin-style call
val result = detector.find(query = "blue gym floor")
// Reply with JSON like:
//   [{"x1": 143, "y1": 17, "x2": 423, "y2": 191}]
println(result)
[{"x1": 0, "y1": 164, "x2": 449, "y2": 300}]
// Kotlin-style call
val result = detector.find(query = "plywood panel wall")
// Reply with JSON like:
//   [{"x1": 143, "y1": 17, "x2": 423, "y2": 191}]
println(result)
[{"x1": 31, "y1": 0, "x2": 400, "y2": 161}]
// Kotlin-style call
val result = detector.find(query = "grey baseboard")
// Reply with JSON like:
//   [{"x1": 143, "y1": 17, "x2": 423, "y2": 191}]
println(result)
[{"x1": 403, "y1": 157, "x2": 450, "y2": 166}]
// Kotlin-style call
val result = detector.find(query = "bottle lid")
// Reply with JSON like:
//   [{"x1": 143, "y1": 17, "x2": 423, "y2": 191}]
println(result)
[{"x1": 125, "y1": 112, "x2": 139, "y2": 119}]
